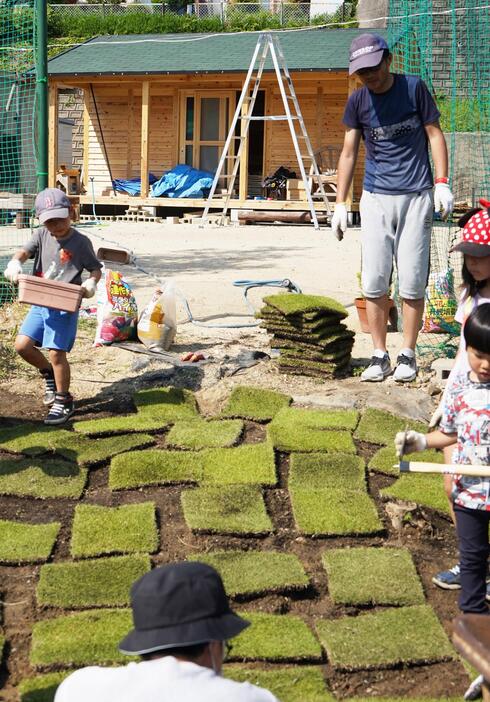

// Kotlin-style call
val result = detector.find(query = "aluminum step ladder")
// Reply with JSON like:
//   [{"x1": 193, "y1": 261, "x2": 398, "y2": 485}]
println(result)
[{"x1": 200, "y1": 32, "x2": 332, "y2": 230}]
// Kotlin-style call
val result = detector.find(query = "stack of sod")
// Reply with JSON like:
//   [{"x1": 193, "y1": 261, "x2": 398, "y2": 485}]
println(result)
[{"x1": 257, "y1": 293, "x2": 354, "y2": 379}]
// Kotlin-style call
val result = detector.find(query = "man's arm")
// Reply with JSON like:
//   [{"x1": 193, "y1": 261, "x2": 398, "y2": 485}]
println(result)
[
  {"x1": 424, "y1": 121, "x2": 448, "y2": 179},
  {"x1": 335, "y1": 127, "x2": 362, "y2": 203}
]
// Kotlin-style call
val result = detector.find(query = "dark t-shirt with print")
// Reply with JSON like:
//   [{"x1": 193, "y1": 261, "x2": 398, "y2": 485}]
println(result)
[
  {"x1": 23, "y1": 227, "x2": 102, "y2": 285},
  {"x1": 342, "y1": 74, "x2": 440, "y2": 194}
]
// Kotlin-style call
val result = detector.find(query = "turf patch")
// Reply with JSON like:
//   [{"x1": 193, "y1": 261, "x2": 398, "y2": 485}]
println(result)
[
  {"x1": 289, "y1": 453, "x2": 365, "y2": 490},
  {"x1": 315, "y1": 605, "x2": 455, "y2": 670},
  {"x1": 19, "y1": 672, "x2": 68, "y2": 702},
  {"x1": 231, "y1": 612, "x2": 322, "y2": 661},
  {"x1": 201, "y1": 442, "x2": 277, "y2": 486},
  {"x1": 354, "y1": 408, "x2": 426, "y2": 446},
  {"x1": 181, "y1": 485, "x2": 272, "y2": 535},
  {"x1": 190, "y1": 550, "x2": 309, "y2": 596},
  {"x1": 166, "y1": 418, "x2": 243, "y2": 449},
  {"x1": 0, "y1": 424, "x2": 73, "y2": 456},
  {"x1": 70, "y1": 502, "x2": 158, "y2": 557},
  {"x1": 268, "y1": 407, "x2": 357, "y2": 453},
  {"x1": 226, "y1": 666, "x2": 334, "y2": 701},
  {"x1": 322, "y1": 547, "x2": 425, "y2": 606},
  {"x1": 61, "y1": 433, "x2": 155, "y2": 465},
  {"x1": 220, "y1": 386, "x2": 292, "y2": 422},
  {"x1": 350, "y1": 698, "x2": 461, "y2": 702},
  {"x1": 0, "y1": 457, "x2": 87, "y2": 499},
  {"x1": 290, "y1": 488, "x2": 382, "y2": 536},
  {"x1": 30, "y1": 609, "x2": 133, "y2": 667},
  {"x1": 369, "y1": 447, "x2": 444, "y2": 476},
  {"x1": 109, "y1": 449, "x2": 202, "y2": 490},
  {"x1": 0, "y1": 519, "x2": 60, "y2": 564},
  {"x1": 263, "y1": 293, "x2": 348, "y2": 319},
  {"x1": 37, "y1": 555, "x2": 151, "y2": 608},
  {"x1": 381, "y1": 474, "x2": 450, "y2": 515}
]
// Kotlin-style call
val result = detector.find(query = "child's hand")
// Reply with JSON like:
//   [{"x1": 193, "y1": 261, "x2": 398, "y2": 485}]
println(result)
[
  {"x1": 81, "y1": 278, "x2": 97, "y2": 298},
  {"x1": 3, "y1": 259, "x2": 22, "y2": 283},
  {"x1": 394, "y1": 430, "x2": 427, "y2": 457}
]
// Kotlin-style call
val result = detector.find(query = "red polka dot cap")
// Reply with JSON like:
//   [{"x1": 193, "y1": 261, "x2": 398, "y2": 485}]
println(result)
[{"x1": 450, "y1": 199, "x2": 490, "y2": 257}]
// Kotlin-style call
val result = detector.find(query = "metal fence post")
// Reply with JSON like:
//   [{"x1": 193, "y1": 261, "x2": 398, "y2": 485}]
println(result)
[
  {"x1": 221, "y1": 2, "x2": 225, "y2": 25},
  {"x1": 280, "y1": 1, "x2": 284, "y2": 26}
]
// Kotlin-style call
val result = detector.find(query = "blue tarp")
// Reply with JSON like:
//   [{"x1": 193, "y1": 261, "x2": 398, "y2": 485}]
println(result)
[
  {"x1": 150, "y1": 164, "x2": 214, "y2": 199},
  {"x1": 112, "y1": 173, "x2": 158, "y2": 196}
]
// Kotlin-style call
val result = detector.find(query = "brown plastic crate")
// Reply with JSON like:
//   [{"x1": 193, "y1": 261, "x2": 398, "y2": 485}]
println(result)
[{"x1": 17, "y1": 274, "x2": 83, "y2": 313}]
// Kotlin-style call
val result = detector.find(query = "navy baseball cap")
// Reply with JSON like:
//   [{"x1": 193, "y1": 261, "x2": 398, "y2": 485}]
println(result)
[
  {"x1": 35, "y1": 188, "x2": 71, "y2": 224},
  {"x1": 349, "y1": 33, "x2": 389, "y2": 75}
]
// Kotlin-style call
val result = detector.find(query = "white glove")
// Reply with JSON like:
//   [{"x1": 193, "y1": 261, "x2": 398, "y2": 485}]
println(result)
[
  {"x1": 3, "y1": 259, "x2": 22, "y2": 283},
  {"x1": 395, "y1": 430, "x2": 427, "y2": 457},
  {"x1": 81, "y1": 278, "x2": 97, "y2": 299},
  {"x1": 429, "y1": 402, "x2": 444, "y2": 429},
  {"x1": 434, "y1": 182, "x2": 454, "y2": 220},
  {"x1": 331, "y1": 203, "x2": 347, "y2": 241}
]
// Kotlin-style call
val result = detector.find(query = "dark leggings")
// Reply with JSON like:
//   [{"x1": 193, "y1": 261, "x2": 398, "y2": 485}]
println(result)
[{"x1": 454, "y1": 504, "x2": 490, "y2": 614}]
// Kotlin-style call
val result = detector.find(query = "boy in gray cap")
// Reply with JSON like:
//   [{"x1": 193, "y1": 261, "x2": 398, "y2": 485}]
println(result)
[
  {"x1": 3, "y1": 188, "x2": 102, "y2": 425},
  {"x1": 331, "y1": 33, "x2": 453, "y2": 383}
]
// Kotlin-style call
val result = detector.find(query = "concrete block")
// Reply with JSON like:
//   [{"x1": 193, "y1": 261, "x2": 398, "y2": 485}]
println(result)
[
  {"x1": 166, "y1": 216, "x2": 180, "y2": 224},
  {"x1": 431, "y1": 357, "x2": 455, "y2": 385}
]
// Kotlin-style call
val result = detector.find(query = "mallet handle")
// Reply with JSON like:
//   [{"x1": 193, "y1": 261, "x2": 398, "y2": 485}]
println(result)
[{"x1": 397, "y1": 461, "x2": 490, "y2": 477}]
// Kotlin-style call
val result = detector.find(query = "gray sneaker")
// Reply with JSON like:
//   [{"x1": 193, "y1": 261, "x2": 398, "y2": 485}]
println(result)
[
  {"x1": 393, "y1": 352, "x2": 417, "y2": 382},
  {"x1": 360, "y1": 353, "x2": 391, "y2": 382}
]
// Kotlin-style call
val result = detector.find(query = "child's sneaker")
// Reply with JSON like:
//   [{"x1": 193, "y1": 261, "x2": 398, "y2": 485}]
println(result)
[
  {"x1": 432, "y1": 563, "x2": 461, "y2": 589},
  {"x1": 40, "y1": 367, "x2": 56, "y2": 405},
  {"x1": 44, "y1": 393, "x2": 75, "y2": 426}
]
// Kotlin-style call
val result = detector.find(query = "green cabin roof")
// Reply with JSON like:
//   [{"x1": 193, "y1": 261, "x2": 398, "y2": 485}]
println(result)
[{"x1": 47, "y1": 28, "x2": 388, "y2": 77}]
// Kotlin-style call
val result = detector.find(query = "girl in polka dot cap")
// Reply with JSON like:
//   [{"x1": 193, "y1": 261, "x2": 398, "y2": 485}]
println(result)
[{"x1": 430, "y1": 198, "x2": 490, "y2": 598}]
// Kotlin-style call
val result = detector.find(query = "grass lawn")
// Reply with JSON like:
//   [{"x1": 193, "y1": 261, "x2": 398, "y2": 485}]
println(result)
[
  {"x1": 316, "y1": 605, "x2": 455, "y2": 670},
  {"x1": 37, "y1": 555, "x2": 151, "y2": 608},
  {"x1": 0, "y1": 457, "x2": 87, "y2": 499},
  {"x1": 290, "y1": 488, "x2": 382, "y2": 536},
  {"x1": 190, "y1": 550, "x2": 309, "y2": 596},
  {"x1": 381, "y1": 474, "x2": 450, "y2": 515},
  {"x1": 30, "y1": 609, "x2": 134, "y2": 667},
  {"x1": 226, "y1": 666, "x2": 334, "y2": 701},
  {"x1": 231, "y1": 612, "x2": 322, "y2": 661},
  {"x1": 19, "y1": 672, "x2": 68, "y2": 702},
  {"x1": 354, "y1": 409, "x2": 427, "y2": 446},
  {"x1": 268, "y1": 407, "x2": 357, "y2": 453},
  {"x1": 0, "y1": 519, "x2": 60, "y2": 564},
  {"x1": 369, "y1": 447, "x2": 443, "y2": 476},
  {"x1": 289, "y1": 453, "x2": 365, "y2": 489},
  {"x1": 181, "y1": 485, "x2": 272, "y2": 535},
  {"x1": 166, "y1": 418, "x2": 243, "y2": 449},
  {"x1": 220, "y1": 386, "x2": 292, "y2": 422},
  {"x1": 109, "y1": 449, "x2": 202, "y2": 490},
  {"x1": 201, "y1": 442, "x2": 277, "y2": 486},
  {"x1": 70, "y1": 502, "x2": 158, "y2": 557},
  {"x1": 322, "y1": 547, "x2": 425, "y2": 606}
]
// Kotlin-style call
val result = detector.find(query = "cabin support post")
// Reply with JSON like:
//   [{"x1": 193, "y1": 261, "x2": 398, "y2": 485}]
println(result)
[{"x1": 140, "y1": 81, "x2": 150, "y2": 197}]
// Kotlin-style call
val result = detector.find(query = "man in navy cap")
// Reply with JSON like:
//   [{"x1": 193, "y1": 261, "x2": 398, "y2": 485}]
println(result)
[{"x1": 332, "y1": 33, "x2": 453, "y2": 383}]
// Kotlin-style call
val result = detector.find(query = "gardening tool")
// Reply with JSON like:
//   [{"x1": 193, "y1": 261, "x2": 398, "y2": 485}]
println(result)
[{"x1": 394, "y1": 461, "x2": 490, "y2": 478}]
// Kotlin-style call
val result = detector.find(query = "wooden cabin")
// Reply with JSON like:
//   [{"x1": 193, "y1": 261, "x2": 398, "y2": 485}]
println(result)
[{"x1": 46, "y1": 28, "x2": 379, "y2": 216}]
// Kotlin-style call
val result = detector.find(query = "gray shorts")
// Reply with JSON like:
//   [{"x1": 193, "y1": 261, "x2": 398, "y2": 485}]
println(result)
[{"x1": 360, "y1": 189, "x2": 433, "y2": 300}]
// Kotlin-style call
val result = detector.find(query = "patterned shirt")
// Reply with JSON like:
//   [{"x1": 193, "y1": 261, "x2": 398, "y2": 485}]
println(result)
[{"x1": 440, "y1": 372, "x2": 490, "y2": 511}]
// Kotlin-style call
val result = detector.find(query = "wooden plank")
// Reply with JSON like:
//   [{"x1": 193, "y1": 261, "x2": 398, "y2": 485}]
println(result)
[
  {"x1": 140, "y1": 81, "x2": 150, "y2": 197},
  {"x1": 48, "y1": 84, "x2": 58, "y2": 188},
  {"x1": 83, "y1": 88, "x2": 90, "y2": 189}
]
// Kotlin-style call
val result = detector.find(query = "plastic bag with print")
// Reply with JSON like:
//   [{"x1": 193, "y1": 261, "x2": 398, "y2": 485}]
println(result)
[{"x1": 94, "y1": 266, "x2": 138, "y2": 346}]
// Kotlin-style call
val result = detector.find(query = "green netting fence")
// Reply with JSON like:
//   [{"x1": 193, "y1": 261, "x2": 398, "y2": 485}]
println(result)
[{"x1": 388, "y1": 0, "x2": 490, "y2": 363}]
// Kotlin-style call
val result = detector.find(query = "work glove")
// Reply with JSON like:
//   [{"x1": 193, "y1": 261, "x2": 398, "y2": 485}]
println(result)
[
  {"x1": 394, "y1": 430, "x2": 427, "y2": 458},
  {"x1": 331, "y1": 203, "x2": 347, "y2": 241},
  {"x1": 434, "y1": 182, "x2": 454, "y2": 220},
  {"x1": 81, "y1": 278, "x2": 97, "y2": 299},
  {"x1": 428, "y1": 401, "x2": 444, "y2": 429},
  {"x1": 3, "y1": 259, "x2": 22, "y2": 283}
]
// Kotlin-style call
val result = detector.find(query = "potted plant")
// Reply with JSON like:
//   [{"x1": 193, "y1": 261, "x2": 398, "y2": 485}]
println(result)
[{"x1": 354, "y1": 273, "x2": 396, "y2": 333}]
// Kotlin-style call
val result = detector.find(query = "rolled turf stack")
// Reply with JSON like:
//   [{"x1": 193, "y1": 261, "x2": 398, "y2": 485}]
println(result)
[{"x1": 257, "y1": 293, "x2": 354, "y2": 379}]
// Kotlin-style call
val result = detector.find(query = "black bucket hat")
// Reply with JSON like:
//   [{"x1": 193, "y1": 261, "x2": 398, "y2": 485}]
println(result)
[{"x1": 119, "y1": 562, "x2": 250, "y2": 655}]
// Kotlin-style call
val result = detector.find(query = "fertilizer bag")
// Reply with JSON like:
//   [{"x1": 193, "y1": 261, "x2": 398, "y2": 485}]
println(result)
[
  {"x1": 137, "y1": 282, "x2": 177, "y2": 351},
  {"x1": 421, "y1": 267, "x2": 458, "y2": 333},
  {"x1": 94, "y1": 267, "x2": 138, "y2": 345}
]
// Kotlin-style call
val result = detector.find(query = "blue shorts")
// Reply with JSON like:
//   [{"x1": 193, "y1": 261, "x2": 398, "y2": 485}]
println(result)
[{"x1": 19, "y1": 305, "x2": 79, "y2": 352}]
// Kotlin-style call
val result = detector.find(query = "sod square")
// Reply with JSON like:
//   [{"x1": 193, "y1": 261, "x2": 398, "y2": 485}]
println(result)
[
  {"x1": 290, "y1": 488, "x2": 382, "y2": 536},
  {"x1": 381, "y1": 474, "x2": 450, "y2": 515},
  {"x1": 166, "y1": 418, "x2": 243, "y2": 449},
  {"x1": 369, "y1": 447, "x2": 443, "y2": 476},
  {"x1": 315, "y1": 605, "x2": 455, "y2": 670},
  {"x1": 70, "y1": 502, "x2": 158, "y2": 557},
  {"x1": 263, "y1": 293, "x2": 348, "y2": 319},
  {"x1": 220, "y1": 386, "x2": 292, "y2": 422},
  {"x1": 19, "y1": 672, "x2": 68, "y2": 702},
  {"x1": 30, "y1": 609, "x2": 133, "y2": 667},
  {"x1": 190, "y1": 550, "x2": 309, "y2": 596},
  {"x1": 0, "y1": 424, "x2": 73, "y2": 456},
  {"x1": 37, "y1": 554, "x2": 151, "y2": 608},
  {"x1": 268, "y1": 407, "x2": 357, "y2": 453},
  {"x1": 181, "y1": 485, "x2": 272, "y2": 535},
  {"x1": 0, "y1": 519, "x2": 60, "y2": 564},
  {"x1": 201, "y1": 442, "x2": 277, "y2": 486},
  {"x1": 60, "y1": 433, "x2": 155, "y2": 465},
  {"x1": 226, "y1": 666, "x2": 334, "y2": 702},
  {"x1": 0, "y1": 457, "x2": 87, "y2": 499},
  {"x1": 109, "y1": 449, "x2": 202, "y2": 490},
  {"x1": 231, "y1": 612, "x2": 322, "y2": 661},
  {"x1": 322, "y1": 547, "x2": 425, "y2": 606},
  {"x1": 354, "y1": 408, "x2": 427, "y2": 446},
  {"x1": 289, "y1": 453, "x2": 365, "y2": 490}
]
